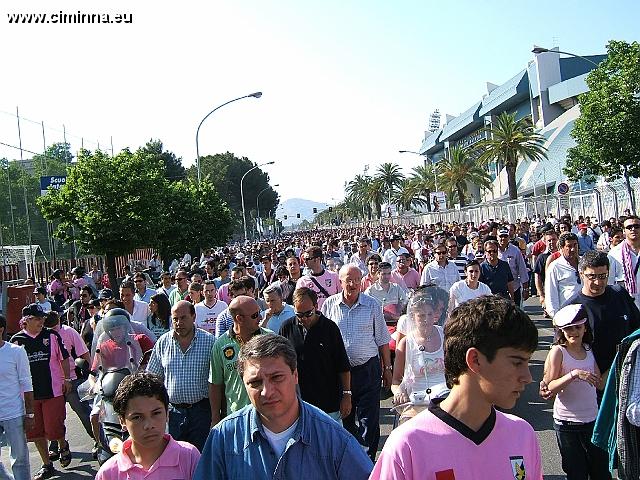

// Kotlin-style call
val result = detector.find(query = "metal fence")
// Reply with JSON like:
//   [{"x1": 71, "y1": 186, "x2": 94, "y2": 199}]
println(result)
[{"x1": 370, "y1": 179, "x2": 640, "y2": 227}]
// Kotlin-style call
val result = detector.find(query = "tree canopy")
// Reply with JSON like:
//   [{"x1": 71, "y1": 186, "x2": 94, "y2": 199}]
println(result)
[{"x1": 564, "y1": 40, "x2": 640, "y2": 211}]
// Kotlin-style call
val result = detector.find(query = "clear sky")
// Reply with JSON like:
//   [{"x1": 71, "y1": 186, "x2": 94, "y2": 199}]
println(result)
[{"x1": 1, "y1": 0, "x2": 638, "y2": 204}]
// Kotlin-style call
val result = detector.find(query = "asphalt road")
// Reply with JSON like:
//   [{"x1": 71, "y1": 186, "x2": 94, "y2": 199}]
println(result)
[{"x1": 2, "y1": 298, "x2": 567, "y2": 479}]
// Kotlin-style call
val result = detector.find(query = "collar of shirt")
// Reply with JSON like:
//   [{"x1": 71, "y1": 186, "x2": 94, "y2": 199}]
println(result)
[
  {"x1": 247, "y1": 396, "x2": 310, "y2": 448},
  {"x1": 116, "y1": 434, "x2": 180, "y2": 473}
]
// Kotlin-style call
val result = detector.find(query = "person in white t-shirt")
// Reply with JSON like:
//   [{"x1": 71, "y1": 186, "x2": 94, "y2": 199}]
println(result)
[
  {"x1": 448, "y1": 259, "x2": 492, "y2": 317},
  {"x1": 195, "y1": 281, "x2": 228, "y2": 335},
  {"x1": 0, "y1": 314, "x2": 34, "y2": 480}
]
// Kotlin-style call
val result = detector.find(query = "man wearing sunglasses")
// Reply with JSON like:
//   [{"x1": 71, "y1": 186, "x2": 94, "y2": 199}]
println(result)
[
  {"x1": 209, "y1": 296, "x2": 270, "y2": 427},
  {"x1": 608, "y1": 215, "x2": 640, "y2": 310},
  {"x1": 279, "y1": 288, "x2": 351, "y2": 424},
  {"x1": 297, "y1": 246, "x2": 341, "y2": 309}
]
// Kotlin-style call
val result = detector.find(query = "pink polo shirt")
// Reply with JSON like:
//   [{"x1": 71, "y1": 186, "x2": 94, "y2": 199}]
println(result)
[{"x1": 95, "y1": 434, "x2": 200, "y2": 480}]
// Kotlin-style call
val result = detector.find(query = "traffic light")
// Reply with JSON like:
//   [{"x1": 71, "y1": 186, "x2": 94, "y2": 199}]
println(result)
[
  {"x1": 284, "y1": 215, "x2": 288, "y2": 220},
  {"x1": 313, "y1": 208, "x2": 317, "y2": 214},
  {"x1": 297, "y1": 213, "x2": 301, "y2": 218}
]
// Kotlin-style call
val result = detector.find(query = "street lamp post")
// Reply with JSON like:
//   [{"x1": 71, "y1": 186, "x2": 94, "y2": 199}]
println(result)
[
  {"x1": 256, "y1": 184, "x2": 279, "y2": 237},
  {"x1": 241, "y1": 161, "x2": 275, "y2": 242},
  {"x1": 531, "y1": 46, "x2": 601, "y2": 67},
  {"x1": 195, "y1": 91, "x2": 262, "y2": 184},
  {"x1": 399, "y1": 150, "x2": 439, "y2": 191}
]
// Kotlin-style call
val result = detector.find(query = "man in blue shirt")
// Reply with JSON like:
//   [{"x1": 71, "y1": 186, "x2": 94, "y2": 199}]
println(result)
[{"x1": 193, "y1": 333, "x2": 372, "y2": 480}]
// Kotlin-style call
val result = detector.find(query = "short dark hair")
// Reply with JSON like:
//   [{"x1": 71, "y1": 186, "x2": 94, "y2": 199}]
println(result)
[
  {"x1": 444, "y1": 296, "x2": 538, "y2": 386},
  {"x1": 240, "y1": 276, "x2": 256, "y2": 292},
  {"x1": 464, "y1": 259, "x2": 481, "y2": 271},
  {"x1": 44, "y1": 311, "x2": 60, "y2": 328},
  {"x1": 368, "y1": 254, "x2": 382, "y2": 263},
  {"x1": 237, "y1": 333, "x2": 297, "y2": 378},
  {"x1": 0, "y1": 314, "x2": 6, "y2": 331},
  {"x1": 292, "y1": 287, "x2": 318, "y2": 306},
  {"x1": 578, "y1": 250, "x2": 610, "y2": 273},
  {"x1": 120, "y1": 281, "x2": 135, "y2": 293},
  {"x1": 112, "y1": 372, "x2": 169, "y2": 419},
  {"x1": 559, "y1": 232, "x2": 578, "y2": 247},
  {"x1": 228, "y1": 279, "x2": 247, "y2": 295},
  {"x1": 624, "y1": 215, "x2": 640, "y2": 224}
]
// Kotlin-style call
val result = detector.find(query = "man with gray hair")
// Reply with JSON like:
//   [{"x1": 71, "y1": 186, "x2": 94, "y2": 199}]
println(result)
[
  {"x1": 193, "y1": 333, "x2": 372, "y2": 479},
  {"x1": 261, "y1": 284, "x2": 295, "y2": 333},
  {"x1": 321, "y1": 264, "x2": 392, "y2": 462}
]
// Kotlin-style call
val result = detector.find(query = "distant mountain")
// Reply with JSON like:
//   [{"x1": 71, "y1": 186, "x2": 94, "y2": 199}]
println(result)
[{"x1": 276, "y1": 198, "x2": 330, "y2": 227}]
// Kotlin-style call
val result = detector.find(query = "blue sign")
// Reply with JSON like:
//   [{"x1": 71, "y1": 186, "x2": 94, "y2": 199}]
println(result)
[
  {"x1": 40, "y1": 176, "x2": 67, "y2": 196},
  {"x1": 557, "y1": 182, "x2": 570, "y2": 195}
]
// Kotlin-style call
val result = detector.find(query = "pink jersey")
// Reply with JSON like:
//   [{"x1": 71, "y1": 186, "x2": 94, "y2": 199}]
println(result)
[
  {"x1": 296, "y1": 270, "x2": 341, "y2": 308},
  {"x1": 96, "y1": 434, "x2": 200, "y2": 480},
  {"x1": 56, "y1": 324, "x2": 89, "y2": 381},
  {"x1": 371, "y1": 406, "x2": 542, "y2": 480}
]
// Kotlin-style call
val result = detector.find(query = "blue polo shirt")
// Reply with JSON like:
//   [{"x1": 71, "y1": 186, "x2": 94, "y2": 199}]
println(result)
[{"x1": 479, "y1": 259, "x2": 514, "y2": 299}]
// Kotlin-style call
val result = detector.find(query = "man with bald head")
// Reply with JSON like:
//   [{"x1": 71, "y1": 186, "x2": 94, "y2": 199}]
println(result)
[
  {"x1": 146, "y1": 300, "x2": 215, "y2": 451},
  {"x1": 209, "y1": 295, "x2": 271, "y2": 426},
  {"x1": 321, "y1": 264, "x2": 392, "y2": 462}
]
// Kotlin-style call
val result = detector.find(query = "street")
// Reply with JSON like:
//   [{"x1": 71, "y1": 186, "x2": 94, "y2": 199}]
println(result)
[{"x1": 2, "y1": 298, "x2": 566, "y2": 478}]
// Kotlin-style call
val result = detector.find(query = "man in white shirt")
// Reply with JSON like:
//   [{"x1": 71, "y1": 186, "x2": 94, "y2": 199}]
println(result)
[
  {"x1": 365, "y1": 262, "x2": 407, "y2": 324},
  {"x1": 119, "y1": 281, "x2": 150, "y2": 324},
  {"x1": 545, "y1": 232, "x2": 581, "y2": 319},
  {"x1": 33, "y1": 286, "x2": 53, "y2": 312},
  {"x1": 421, "y1": 244, "x2": 461, "y2": 293},
  {"x1": 608, "y1": 215, "x2": 640, "y2": 311},
  {"x1": 382, "y1": 235, "x2": 409, "y2": 270},
  {"x1": 0, "y1": 314, "x2": 34, "y2": 480},
  {"x1": 195, "y1": 280, "x2": 228, "y2": 335}
]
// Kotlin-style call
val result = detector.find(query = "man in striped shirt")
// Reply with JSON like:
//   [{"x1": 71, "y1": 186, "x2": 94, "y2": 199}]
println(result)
[{"x1": 321, "y1": 264, "x2": 392, "y2": 462}]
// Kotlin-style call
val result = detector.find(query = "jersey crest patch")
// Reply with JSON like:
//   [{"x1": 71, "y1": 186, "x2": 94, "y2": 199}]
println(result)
[
  {"x1": 42, "y1": 338, "x2": 49, "y2": 347},
  {"x1": 510, "y1": 456, "x2": 526, "y2": 479},
  {"x1": 325, "y1": 279, "x2": 332, "y2": 287},
  {"x1": 223, "y1": 346, "x2": 236, "y2": 360},
  {"x1": 435, "y1": 469, "x2": 455, "y2": 480}
]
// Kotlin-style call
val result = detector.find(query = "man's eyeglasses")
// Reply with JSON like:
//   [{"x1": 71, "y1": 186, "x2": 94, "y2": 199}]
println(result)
[
  {"x1": 435, "y1": 251, "x2": 447, "y2": 255},
  {"x1": 295, "y1": 309, "x2": 315, "y2": 318},
  {"x1": 134, "y1": 279, "x2": 144, "y2": 283},
  {"x1": 625, "y1": 224, "x2": 640, "y2": 231},
  {"x1": 368, "y1": 262, "x2": 379, "y2": 266},
  {"x1": 485, "y1": 249, "x2": 498, "y2": 254},
  {"x1": 176, "y1": 277, "x2": 188, "y2": 281},
  {"x1": 80, "y1": 293, "x2": 90, "y2": 298},
  {"x1": 583, "y1": 272, "x2": 608, "y2": 280},
  {"x1": 303, "y1": 256, "x2": 321, "y2": 262},
  {"x1": 242, "y1": 311, "x2": 261, "y2": 320}
]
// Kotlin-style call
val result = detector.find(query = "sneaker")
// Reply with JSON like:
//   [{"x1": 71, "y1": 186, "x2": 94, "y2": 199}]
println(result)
[
  {"x1": 48, "y1": 441, "x2": 59, "y2": 461},
  {"x1": 59, "y1": 441, "x2": 72, "y2": 468},
  {"x1": 33, "y1": 463, "x2": 55, "y2": 480},
  {"x1": 92, "y1": 441, "x2": 100, "y2": 460}
]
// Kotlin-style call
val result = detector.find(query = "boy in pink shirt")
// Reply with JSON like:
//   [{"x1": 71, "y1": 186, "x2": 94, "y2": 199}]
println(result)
[
  {"x1": 371, "y1": 295, "x2": 543, "y2": 480},
  {"x1": 96, "y1": 372, "x2": 200, "y2": 480}
]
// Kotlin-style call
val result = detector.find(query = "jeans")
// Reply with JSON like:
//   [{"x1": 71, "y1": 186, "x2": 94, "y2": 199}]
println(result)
[
  {"x1": 167, "y1": 398, "x2": 211, "y2": 452},
  {"x1": 0, "y1": 416, "x2": 30, "y2": 480},
  {"x1": 343, "y1": 356, "x2": 381, "y2": 462},
  {"x1": 554, "y1": 420, "x2": 611, "y2": 480}
]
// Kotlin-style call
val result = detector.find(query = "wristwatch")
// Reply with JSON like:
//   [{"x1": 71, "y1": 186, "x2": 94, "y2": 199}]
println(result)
[
  {"x1": 342, "y1": 390, "x2": 352, "y2": 396},
  {"x1": 26, "y1": 413, "x2": 35, "y2": 419}
]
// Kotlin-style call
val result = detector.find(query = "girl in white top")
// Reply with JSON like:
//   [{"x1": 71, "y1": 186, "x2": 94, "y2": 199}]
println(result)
[
  {"x1": 542, "y1": 304, "x2": 610, "y2": 480},
  {"x1": 391, "y1": 290, "x2": 448, "y2": 424},
  {"x1": 447, "y1": 260, "x2": 492, "y2": 317}
]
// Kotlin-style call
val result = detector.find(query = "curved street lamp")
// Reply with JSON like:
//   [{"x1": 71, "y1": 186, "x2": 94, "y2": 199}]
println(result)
[
  {"x1": 241, "y1": 161, "x2": 275, "y2": 242},
  {"x1": 195, "y1": 91, "x2": 262, "y2": 184},
  {"x1": 531, "y1": 46, "x2": 600, "y2": 67},
  {"x1": 257, "y1": 184, "x2": 279, "y2": 222}
]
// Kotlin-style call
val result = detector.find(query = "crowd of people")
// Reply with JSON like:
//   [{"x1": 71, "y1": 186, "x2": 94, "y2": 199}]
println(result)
[{"x1": 1, "y1": 210, "x2": 640, "y2": 479}]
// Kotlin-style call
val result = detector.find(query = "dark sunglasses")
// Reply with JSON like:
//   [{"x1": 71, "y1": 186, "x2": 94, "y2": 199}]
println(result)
[
  {"x1": 243, "y1": 311, "x2": 261, "y2": 320},
  {"x1": 485, "y1": 249, "x2": 498, "y2": 254},
  {"x1": 295, "y1": 309, "x2": 315, "y2": 318},
  {"x1": 625, "y1": 224, "x2": 640, "y2": 230}
]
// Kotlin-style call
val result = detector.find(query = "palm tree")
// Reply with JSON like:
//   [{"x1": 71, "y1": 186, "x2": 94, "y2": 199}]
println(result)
[
  {"x1": 475, "y1": 112, "x2": 548, "y2": 200},
  {"x1": 374, "y1": 162, "x2": 405, "y2": 208},
  {"x1": 408, "y1": 163, "x2": 437, "y2": 212},
  {"x1": 393, "y1": 178, "x2": 429, "y2": 213},
  {"x1": 438, "y1": 146, "x2": 492, "y2": 207}
]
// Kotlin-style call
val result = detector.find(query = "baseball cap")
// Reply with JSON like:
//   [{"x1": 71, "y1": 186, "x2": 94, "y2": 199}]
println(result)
[
  {"x1": 22, "y1": 303, "x2": 46, "y2": 318},
  {"x1": 98, "y1": 288, "x2": 114, "y2": 300},
  {"x1": 498, "y1": 229, "x2": 509, "y2": 236},
  {"x1": 33, "y1": 286, "x2": 47, "y2": 295},
  {"x1": 554, "y1": 304, "x2": 588, "y2": 329}
]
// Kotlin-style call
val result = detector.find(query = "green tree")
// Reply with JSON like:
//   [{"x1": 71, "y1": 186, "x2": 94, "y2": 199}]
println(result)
[
  {"x1": 408, "y1": 163, "x2": 437, "y2": 212},
  {"x1": 393, "y1": 178, "x2": 428, "y2": 212},
  {"x1": 564, "y1": 40, "x2": 640, "y2": 213},
  {"x1": 188, "y1": 152, "x2": 279, "y2": 232},
  {"x1": 155, "y1": 179, "x2": 233, "y2": 265},
  {"x1": 475, "y1": 112, "x2": 547, "y2": 200},
  {"x1": 139, "y1": 139, "x2": 186, "y2": 182},
  {"x1": 438, "y1": 146, "x2": 492, "y2": 207},
  {"x1": 37, "y1": 148, "x2": 170, "y2": 289}
]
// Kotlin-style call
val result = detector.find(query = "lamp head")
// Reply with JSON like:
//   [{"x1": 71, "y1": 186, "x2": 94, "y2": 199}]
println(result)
[
  {"x1": 532, "y1": 46, "x2": 549, "y2": 54},
  {"x1": 249, "y1": 92, "x2": 263, "y2": 98},
  {"x1": 398, "y1": 150, "x2": 408, "y2": 153}
]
